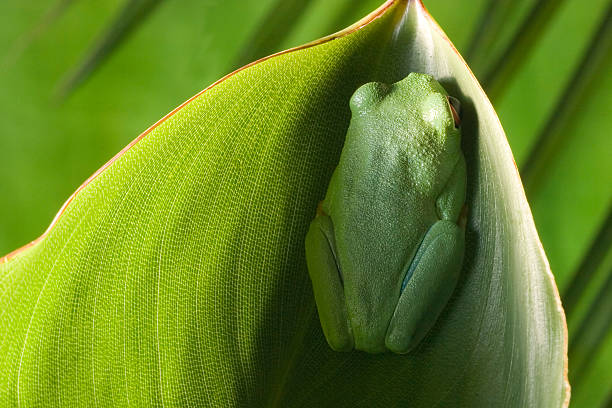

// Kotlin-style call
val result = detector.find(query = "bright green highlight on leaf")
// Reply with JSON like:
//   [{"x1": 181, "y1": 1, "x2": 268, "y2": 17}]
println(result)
[{"x1": 0, "y1": 0, "x2": 568, "y2": 406}]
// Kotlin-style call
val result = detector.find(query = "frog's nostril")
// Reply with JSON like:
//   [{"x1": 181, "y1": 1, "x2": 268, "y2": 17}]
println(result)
[{"x1": 447, "y1": 96, "x2": 461, "y2": 128}]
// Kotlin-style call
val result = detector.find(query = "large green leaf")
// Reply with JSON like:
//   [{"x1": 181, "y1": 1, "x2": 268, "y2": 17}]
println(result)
[
  {"x1": 0, "y1": 0, "x2": 568, "y2": 406},
  {"x1": 0, "y1": 0, "x2": 277, "y2": 255}
]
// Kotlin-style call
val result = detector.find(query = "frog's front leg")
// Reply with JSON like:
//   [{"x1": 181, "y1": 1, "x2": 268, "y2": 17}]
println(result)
[
  {"x1": 305, "y1": 211, "x2": 354, "y2": 351},
  {"x1": 385, "y1": 220, "x2": 465, "y2": 354}
]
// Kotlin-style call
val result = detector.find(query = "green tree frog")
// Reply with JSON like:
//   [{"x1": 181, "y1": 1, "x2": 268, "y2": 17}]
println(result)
[{"x1": 305, "y1": 73, "x2": 466, "y2": 354}]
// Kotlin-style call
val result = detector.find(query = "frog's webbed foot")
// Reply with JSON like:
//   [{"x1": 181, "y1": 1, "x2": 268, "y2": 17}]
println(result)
[
  {"x1": 305, "y1": 213, "x2": 354, "y2": 351},
  {"x1": 385, "y1": 220, "x2": 465, "y2": 354}
]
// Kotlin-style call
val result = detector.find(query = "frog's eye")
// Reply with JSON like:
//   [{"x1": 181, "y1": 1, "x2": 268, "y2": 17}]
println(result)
[{"x1": 447, "y1": 96, "x2": 461, "y2": 128}]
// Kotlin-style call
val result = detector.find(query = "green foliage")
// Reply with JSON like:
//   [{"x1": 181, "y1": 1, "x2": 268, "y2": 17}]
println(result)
[{"x1": 0, "y1": 0, "x2": 610, "y2": 405}]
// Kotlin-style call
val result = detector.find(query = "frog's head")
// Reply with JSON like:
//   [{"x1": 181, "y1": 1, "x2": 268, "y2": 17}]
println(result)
[{"x1": 349, "y1": 72, "x2": 462, "y2": 155}]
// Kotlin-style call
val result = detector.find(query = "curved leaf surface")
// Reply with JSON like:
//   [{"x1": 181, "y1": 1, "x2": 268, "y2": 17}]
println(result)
[{"x1": 0, "y1": 0, "x2": 568, "y2": 406}]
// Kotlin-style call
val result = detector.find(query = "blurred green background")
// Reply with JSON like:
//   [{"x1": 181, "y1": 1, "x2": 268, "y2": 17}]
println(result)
[{"x1": 0, "y1": 0, "x2": 610, "y2": 405}]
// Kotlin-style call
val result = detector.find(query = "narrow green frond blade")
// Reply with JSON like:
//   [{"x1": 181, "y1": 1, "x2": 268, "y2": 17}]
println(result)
[
  {"x1": 462, "y1": 0, "x2": 554, "y2": 79},
  {"x1": 0, "y1": 0, "x2": 568, "y2": 406},
  {"x1": 277, "y1": 0, "x2": 386, "y2": 51},
  {"x1": 516, "y1": 0, "x2": 612, "y2": 288},
  {"x1": 481, "y1": 0, "x2": 566, "y2": 101},
  {"x1": 563, "y1": 204, "x2": 612, "y2": 319},
  {"x1": 568, "y1": 272, "x2": 612, "y2": 407},
  {"x1": 520, "y1": 2, "x2": 612, "y2": 194},
  {"x1": 1, "y1": 0, "x2": 74, "y2": 69},
  {"x1": 571, "y1": 331, "x2": 612, "y2": 408},
  {"x1": 605, "y1": 388, "x2": 612, "y2": 408},
  {"x1": 231, "y1": 0, "x2": 314, "y2": 69},
  {"x1": 569, "y1": 267, "x2": 612, "y2": 374},
  {"x1": 463, "y1": 0, "x2": 519, "y2": 75},
  {"x1": 55, "y1": 0, "x2": 164, "y2": 99}
]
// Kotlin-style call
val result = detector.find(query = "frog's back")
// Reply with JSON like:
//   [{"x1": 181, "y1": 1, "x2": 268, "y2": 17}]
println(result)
[
  {"x1": 324, "y1": 102, "x2": 444, "y2": 288},
  {"x1": 320, "y1": 73, "x2": 462, "y2": 349},
  {"x1": 324, "y1": 73, "x2": 457, "y2": 271}
]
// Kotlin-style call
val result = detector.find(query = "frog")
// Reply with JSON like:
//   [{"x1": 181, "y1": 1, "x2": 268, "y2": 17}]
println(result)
[{"x1": 305, "y1": 72, "x2": 466, "y2": 354}]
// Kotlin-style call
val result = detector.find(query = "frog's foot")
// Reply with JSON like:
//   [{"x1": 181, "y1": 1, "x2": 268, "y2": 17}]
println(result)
[
  {"x1": 385, "y1": 220, "x2": 464, "y2": 354},
  {"x1": 305, "y1": 214, "x2": 354, "y2": 351}
]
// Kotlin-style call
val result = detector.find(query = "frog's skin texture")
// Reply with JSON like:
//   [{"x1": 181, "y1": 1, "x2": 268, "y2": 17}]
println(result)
[{"x1": 305, "y1": 73, "x2": 466, "y2": 354}]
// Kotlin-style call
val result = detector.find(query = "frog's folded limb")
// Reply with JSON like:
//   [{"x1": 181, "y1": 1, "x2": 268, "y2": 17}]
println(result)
[
  {"x1": 436, "y1": 155, "x2": 467, "y2": 222},
  {"x1": 385, "y1": 220, "x2": 465, "y2": 354},
  {"x1": 305, "y1": 214, "x2": 354, "y2": 352}
]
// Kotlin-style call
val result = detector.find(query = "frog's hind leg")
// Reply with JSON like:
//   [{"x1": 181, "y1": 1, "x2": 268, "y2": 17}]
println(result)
[
  {"x1": 385, "y1": 220, "x2": 464, "y2": 354},
  {"x1": 305, "y1": 214, "x2": 354, "y2": 352}
]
